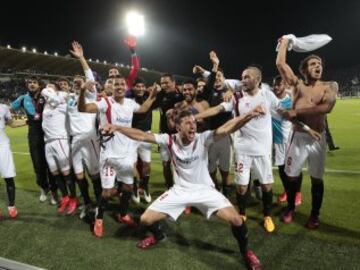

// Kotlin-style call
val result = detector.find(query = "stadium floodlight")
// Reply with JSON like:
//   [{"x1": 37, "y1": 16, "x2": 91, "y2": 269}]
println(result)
[
  {"x1": 115, "y1": 63, "x2": 119, "y2": 66},
  {"x1": 22, "y1": 46, "x2": 27, "y2": 52},
  {"x1": 96, "y1": 59, "x2": 99, "y2": 63},
  {"x1": 89, "y1": 58, "x2": 92, "y2": 62},
  {"x1": 6, "y1": 44, "x2": 11, "y2": 49},
  {"x1": 32, "y1": 48, "x2": 37, "y2": 53},
  {"x1": 44, "y1": 51, "x2": 48, "y2": 55},
  {"x1": 104, "y1": 60, "x2": 107, "y2": 64},
  {"x1": 54, "y1": 52, "x2": 58, "y2": 56},
  {"x1": 126, "y1": 11, "x2": 145, "y2": 36}
]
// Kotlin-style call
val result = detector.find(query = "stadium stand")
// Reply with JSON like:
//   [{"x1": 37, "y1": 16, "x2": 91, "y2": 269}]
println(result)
[{"x1": 0, "y1": 45, "x2": 191, "y2": 101}]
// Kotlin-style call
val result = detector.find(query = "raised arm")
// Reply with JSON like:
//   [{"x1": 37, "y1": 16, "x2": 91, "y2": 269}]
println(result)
[
  {"x1": 276, "y1": 38, "x2": 299, "y2": 86},
  {"x1": 136, "y1": 84, "x2": 159, "y2": 113},
  {"x1": 194, "y1": 103, "x2": 225, "y2": 121},
  {"x1": 213, "y1": 105, "x2": 265, "y2": 141},
  {"x1": 70, "y1": 41, "x2": 91, "y2": 75},
  {"x1": 100, "y1": 123, "x2": 156, "y2": 144},
  {"x1": 124, "y1": 36, "x2": 140, "y2": 89},
  {"x1": 77, "y1": 81, "x2": 98, "y2": 113}
]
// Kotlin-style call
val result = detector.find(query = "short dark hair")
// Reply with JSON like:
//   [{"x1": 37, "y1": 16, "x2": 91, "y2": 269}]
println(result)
[
  {"x1": 161, "y1": 73, "x2": 175, "y2": 81},
  {"x1": 57, "y1": 77, "x2": 70, "y2": 85},
  {"x1": 134, "y1": 77, "x2": 146, "y2": 85},
  {"x1": 196, "y1": 77, "x2": 205, "y2": 83},
  {"x1": 299, "y1": 54, "x2": 323, "y2": 76},
  {"x1": 112, "y1": 74, "x2": 126, "y2": 80},
  {"x1": 273, "y1": 75, "x2": 282, "y2": 84},
  {"x1": 175, "y1": 110, "x2": 193, "y2": 125},
  {"x1": 73, "y1": 75, "x2": 85, "y2": 82},
  {"x1": 26, "y1": 76, "x2": 40, "y2": 83},
  {"x1": 182, "y1": 79, "x2": 196, "y2": 87}
]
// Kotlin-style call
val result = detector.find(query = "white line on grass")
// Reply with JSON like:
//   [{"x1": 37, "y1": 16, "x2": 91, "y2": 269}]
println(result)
[
  {"x1": 0, "y1": 257, "x2": 46, "y2": 270},
  {"x1": 13, "y1": 151, "x2": 360, "y2": 175}
]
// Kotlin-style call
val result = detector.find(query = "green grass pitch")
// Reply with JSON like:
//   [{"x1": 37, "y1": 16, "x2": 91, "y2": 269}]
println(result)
[{"x1": 0, "y1": 99, "x2": 359, "y2": 270}]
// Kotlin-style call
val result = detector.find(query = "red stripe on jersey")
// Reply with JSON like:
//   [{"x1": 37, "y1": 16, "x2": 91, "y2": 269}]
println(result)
[{"x1": 104, "y1": 97, "x2": 112, "y2": 124}]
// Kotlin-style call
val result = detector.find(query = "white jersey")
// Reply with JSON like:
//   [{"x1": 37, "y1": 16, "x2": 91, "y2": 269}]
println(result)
[
  {"x1": 155, "y1": 130, "x2": 215, "y2": 189},
  {"x1": 42, "y1": 90, "x2": 69, "y2": 142},
  {"x1": 67, "y1": 93, "x2": 97, "y2": 139},
  {"x1": 0, "y1": 104, "x2": 12, "y2": 146},
  {"x1": 96, "y1": 97, "x2": 140, "y2": 158},
  {"x1": 222, "y1": 87, "x2": 280, "y2": 156}
]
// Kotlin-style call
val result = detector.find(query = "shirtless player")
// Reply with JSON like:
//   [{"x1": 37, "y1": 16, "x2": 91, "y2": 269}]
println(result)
[{"x1": 276, "y1": 37, "x2": 338, "y2": 229}]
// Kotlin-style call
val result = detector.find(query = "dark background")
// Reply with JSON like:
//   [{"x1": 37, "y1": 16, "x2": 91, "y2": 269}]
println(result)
[{"x1": 1, "y1": 0, "x2": 360, "y2": 78}]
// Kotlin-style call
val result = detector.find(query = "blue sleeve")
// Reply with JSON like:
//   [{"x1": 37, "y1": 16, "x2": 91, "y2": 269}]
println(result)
[{"x1": 11, "y1": 95, "x2": 25, "y2": 110}]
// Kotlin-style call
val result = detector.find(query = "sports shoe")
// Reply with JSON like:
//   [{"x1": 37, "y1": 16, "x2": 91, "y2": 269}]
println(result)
[
  {"x1": 140, "y1": 189, "x2": 152, "y2": 203},
  {"x1": 137, "y1": 235, "x2": 158, "y2": 250},
  {"x1": 295, "y1": 192, "x2": 302, "y2": 206},
  {"x1": 93, "y1": 219, "x2": 103, "y2": 237},
  {"x1": 184, "y1": 206, "x2": 191, "y2": 215},
  {"x1": 281, "y1": 209, "x2": 295, "y2": 224},
  {"x1": 244, "y1": 250, "x2": 262, "y2": 270},
  {"x1": 131, "y1": 190, "x2": 141, "y2": 204},
  {"x1": 66, "y1": 198, "x2": 79, "y2": 215},
  {"x1": 39, "y1": 188, "x2": 48, "y2": 202},
  {"x1": 8, "y1": 206, "x2": 18, "y2": 218},
  {"x1": 117, "y1": 214, "x2": 137, "y2": 228},
  {"x1": 58, "y1": 196, "x2": 70, "y2": 214},
  {"x1": 263, "y1": 216, "x2": 275, "y2": 233},
  {"x1": 50, "y1": 192, "x2": 58, "y2": 205},
  {"x1": 277, "y1": 191, "x2": 287, "y2": 203},
  {"x1": 306, "y1": 215, "x2": 320, "y2": 229}
]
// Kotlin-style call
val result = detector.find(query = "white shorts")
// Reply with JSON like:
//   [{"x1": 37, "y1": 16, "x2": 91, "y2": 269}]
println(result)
[
  {"x1": 71, "y1": 136, "x2": 100, "y2": 176},
  {"x1": 285, "y1": 131, "x2": 326, "y2": 179},
  {"x1": 45, "y1": 139, "x2": 71, "y2": 173},
  {"x1": 148, "y1": 185, "x2": 232, "y2": 221},
  {"x1": 273, "y1": 143, "x2": 288, "y2": 166},
  {"x1": 234, "y1": 152, "x2": 274, "y2": 185},
  {"x1": 99, "y1": 155, "x2": 136, "y2": 188},
  {"x1": 0, "y1": 144, "x2": 16, "y2": 178},
  {"x1": 135, "y1": 140, "x2": 152, "y2": 163},
  {"x1": 208, "y1": 135, "x2": 231, "y2": 173}
]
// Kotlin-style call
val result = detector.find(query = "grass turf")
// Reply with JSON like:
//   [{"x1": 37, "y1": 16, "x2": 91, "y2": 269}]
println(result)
[{"x1": 0, "y1": 99, "x2": 359, "y2": 270}]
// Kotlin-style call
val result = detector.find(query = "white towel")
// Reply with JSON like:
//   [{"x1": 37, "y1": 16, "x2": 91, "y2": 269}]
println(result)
[{"x1": 276, "y1": 34, "x2": 332, "y2": 52}]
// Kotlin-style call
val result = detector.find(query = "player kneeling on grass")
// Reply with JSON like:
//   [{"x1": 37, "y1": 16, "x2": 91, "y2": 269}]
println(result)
[
  {"x1": 0, "y1": 103, "x2": 27, "y2": 219},
  {"x1": 100, "y1": 108, "x2": 265, "y2": 270}
]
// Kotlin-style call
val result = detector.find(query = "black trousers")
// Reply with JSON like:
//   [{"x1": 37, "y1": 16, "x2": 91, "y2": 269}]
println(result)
[
  {"x1": 325, "y1": 118, "x2": 337, "y2": 150},
  {"x1": 28, "y1": 134, "x2": 57, "y2": 192}
]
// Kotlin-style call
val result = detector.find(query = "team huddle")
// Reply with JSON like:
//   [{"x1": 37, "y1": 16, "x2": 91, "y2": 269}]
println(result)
[{"x1": 0, "y1": 35, "x2": 338, "y2": 270}]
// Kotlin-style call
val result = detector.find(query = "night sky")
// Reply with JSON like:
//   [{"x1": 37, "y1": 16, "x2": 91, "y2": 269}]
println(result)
[{"x1": 2, "y1": 0, "x2": 360, "y2": 79}]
